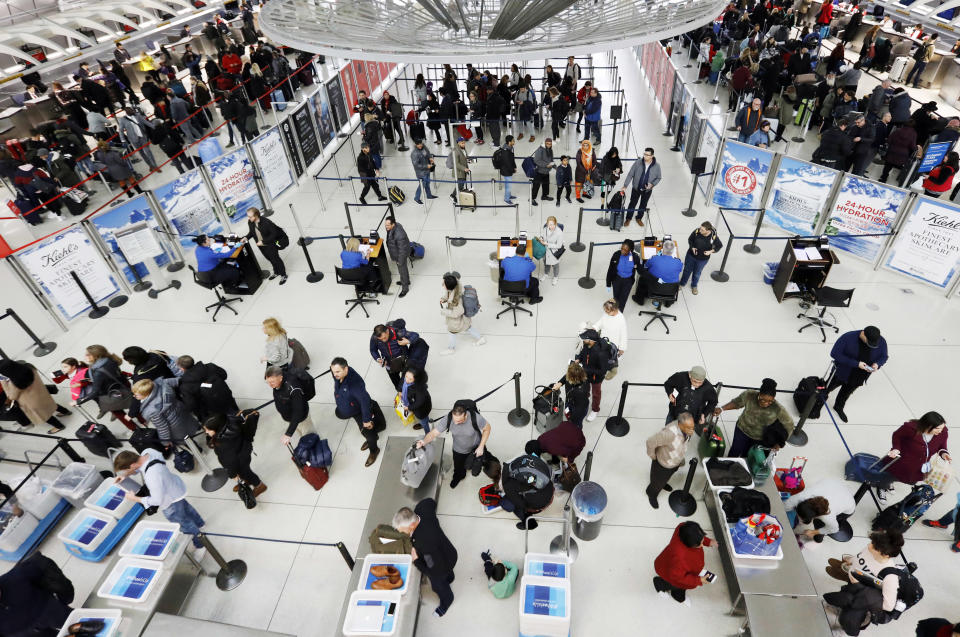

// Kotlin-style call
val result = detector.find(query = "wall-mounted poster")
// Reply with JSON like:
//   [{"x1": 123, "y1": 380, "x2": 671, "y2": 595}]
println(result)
[
  {"x1": 89, "y1": 195, "x2": 171, "y2": 283},
  {"x1": 379, "y1": 61, "x2": 390, "y2": 83},
  {"x1": 824, "y1": 176, "x2": 908, "y2": 261},
  {"x1": 711, "y1": 140, "x2": 773, "y2": 217},
  {"x1": 250, "y1": 127, "x2": 294, "y2": 199},
  {"x1": 326, "y1": 75, "x2": 349, "y2": 131},
  {"x1": 293, "y1": 104, "x2": 321, "y2": 168},
  {"x1": 309, "y1": 88, "x2": 336, "y2": 148},
  {"x1": 279, "y1": 117, "x2": 304, "y2": 177},
  {"x1": 684, "y1": 106, "x2": 705, "y2": 169},
  {"x1": 207, "y1": 147, "x2": 264, "y2": 223},
  {"x1": 153, "y1": 169, "x2": 223, "y2": 249},
  {"x1": 338, "y1": 66, "x2": 358, "y2": 124},
  {"x1": 352, "y1": 59, "x2": 370, "y2": 98},
  {"x1": 366, "y1": 60, "x2": 381, "y2": 90},
  {"x1": 17, "y1": 227, "x2": 119, "y2": 320},
  {"x1": 766, "y1": 157, "x2": 839, "y2": 235},
  {"x1": 884, "y1": 197, "x2": 960, "y2": 288},
  {"x1": 697, "y1": 121, "x2": 721, "y2": 196}
]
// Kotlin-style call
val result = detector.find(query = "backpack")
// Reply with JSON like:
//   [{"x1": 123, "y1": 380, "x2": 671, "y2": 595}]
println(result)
[
  {"x1": 275, "y1": 226, "x2": 290, "y2": 249},
  {"x1": 478, "y1": 482, "x2": 501, "y2": 507},
  {"x1": 492, "y1": 147, "x2": 505, "y2": 170},
  {"x1": 503, "y1": 454, "x2": 554, "y2": 509},
  {"x1": 876, "y1": 566, "x2": 923, "y2": 617},
  {"x1": 599, "y1": 336, "x2": 619, "y2": 370},
  {"x1": 872, "y1": 483, "x2": 940, "y2": 533},
  {"x1": 607, "y1": 190, "x2": 625, "y2": 211},
  {"x1": 288, "y1": 338, "x2": 310, "y2": 370},
  {"x1": 719, "y1": 487, "x2": 771, "y2": 522},
  {"x1": 230, "y1": 410, "x2": 259, "y2": 442},
  {"x1": 521, "y1": 156, "x2": 536, "y2": 179},
  {"x1": 173, "y1": 448, "x2": 195, "y2": 473},
  {"x1": 446, "y1": 152, "x2": 454, "y2": 169},
  {"x1": 447, "y1": 399, "x2": 481, "y2": 434},
  {"x1": 287, "y1": 367, "x2": 316, "y2": 400},
  {"x1": 409, "y1": 242, "x2": 425, "y2": 259},
  {"x1": 462, "y1": 284, "x2": 480, "y2": 317}
]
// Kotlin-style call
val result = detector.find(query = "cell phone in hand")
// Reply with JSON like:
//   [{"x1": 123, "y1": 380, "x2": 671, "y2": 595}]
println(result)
[{"x1": 704, "y1": 571, "x2": 717, "y2": 583}]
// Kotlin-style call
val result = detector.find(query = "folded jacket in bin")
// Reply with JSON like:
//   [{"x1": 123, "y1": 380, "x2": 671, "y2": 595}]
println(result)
[{"x1": 706, "y1": 458, "x2": 753, "y2": 487}]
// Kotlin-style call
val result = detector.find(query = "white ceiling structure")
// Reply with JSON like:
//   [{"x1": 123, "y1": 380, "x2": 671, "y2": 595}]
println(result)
[{"x1": 258, "y1": 0, "x2": 728, "y2": 62}]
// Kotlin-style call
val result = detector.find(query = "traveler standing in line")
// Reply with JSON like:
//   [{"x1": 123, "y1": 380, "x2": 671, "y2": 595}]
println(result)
[
  {"x1": 399, "y1": 366, "x2": 432, "y2": 432},
  {"x1": 451, "y1": 137, "x2": 470, "y2": 199},
  {"x1": 879, "y1": 120, "x2": 919, "y2": 186},
  {"x1": 499, "y1": 135, "x2": 517, "y2": 204},
  {"x1": 555, "y1": 155, "x2": 572, "y2": 205},
  {"x1": 411, "y1": 139, "x2": 438, "y2": 204},
  {"x1": 813, "y1": 118, "x2": 853, "y2": 169},
  {"x1": 576, "y1": 328, "x2": 615, "y2": 423},
  {"x1": 541, "y1": 216, "x2": 564, "y2": 285},
  {"x1": 468, "y1": 90, "x2": 485, "y2": 145},
  {"x1": 645, "y1": 412, "x2": 696, "y2": 508},
  {"x1": 679, "y1": 221, "x2": 723, "y2": 295},
  {"x1": 653, "y1": 522, "x2": 716, "y2": 604},
  {"x1": 131, "y1": 378, "x2": 198, "y2": 448},
  {"x1": 331, "y1": 357, "x2": 386, "y2": 467},
  {"x1": 265, "y1": 365, "x2": 314, "y2": 448},
  {"x1": 531, "y1": 138, "x2": 555, "y2": 205},
  {"x1": 176, "y1": 355, "x2": 238, "y2": 422},
  {"x1": 384, "y1": 216, "x2": 411, "y2": 297},
  {"x1": 583, "y1": 87, "x2": 602, "y2": 145},
  {"x1": 886, "y1": 412, "x2": 950, "y2": 486},
  {"x1": 548, "y1": 87, "x2": 569, "y2": 142},
  {"x1": 245, "y1": 207, "x2": 287, "y2": 285},
  {"x1": 80, "y1": 345, "x2": 144, "y2": 430},
  {"x1": 592, "y1": 299, "x2": 627, "y2": 359},
  {"x1": 826, "y1": 326, "x2": 888, "y2": 423},
  {"x1": 574, "y1": 139, "x2": 596, "y2": 203},
  {"x1": 574, "y1": 81, "x2": 592, "y2": 134},
  {"x1": 0, "y1": 360, "x2": 70, "y2": 434},
  {"x1": 563, "y1": 56, "x2": 581, "y2": 90},
  {"x1": 440, "y1": 273, "x2": 486, "y2": 354},
  {"x1": 417, "y1": 401, "x2": 493, "y2": 489},
  {"x1": 551, "y1": 361, "x2": 590, "y2": 428},
  {"x1": 369, "y1": 321, "x2": 428, "y2": 391},
  {"x1": 203, "y1": 413, "x2": 267, "y2": 499},
  {"x1": 663, "y1": 365, "x2": 717, "y2": 425},
  {"x1": 605, "y1": 239, "x2": 642, "y2": 312},
  {"x1": 357, "y1": 143, "x2": 386, "y2": 205},
  {"x1": 260, "y1": 317, "x2": 293, "y2": 368},
  {"x1": 486, "y1": 85, "x2": 505, "y2": 147},
  {"x1": 394, "y1": 499, "x2": 458, "y2": 618},
  {"x1": 714, "y1": 378, "x2": 795, "y2": 458},
  {"x1": 620, "y1": 147, "x2": 661, "y2": 227}
]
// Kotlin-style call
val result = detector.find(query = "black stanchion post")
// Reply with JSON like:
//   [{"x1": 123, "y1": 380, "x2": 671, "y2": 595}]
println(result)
[
  {"x1": 743, "y1": 209, "x2": 764, "y2": 254},
  {"x1": 115, "y1": 249, "x2": 152, "y2": 293},
  {"x1": 581, "y1": 450, "x2": 594, "y2": 482},
  {"x1": 605, "y1": 381, "x2": 630, "y2": 437},
  {"x1": 198, "y1": 533, "x2": 248, "y2": 591},
  {"x1": 507, "y1": 371, "x2": 530, "y2": 427},
  {"x1": 710, "y1": 233, "x2": 734, "y2": 283},
  {"x1": 69, "y1": 271, "x2": 109, "y2": 319},
  {"x1": 337, "y1": 541, "x2": 356, "y2": 570},
  {"x1": 668, "y1": 458, "x2": 699, "y2": 516},
  {"x1": 56, "y1": 439, "x2": 85, "y2": 463},
  {"x1": 578, "y1": 242, "x2": 597, "y2": 289},
  {"x1": 682, "y1": 173, "x2": 699, "y2": 218},
  {"x1": 5, "y1": 308, "x2": 56, "y2": 356},
  {"x1": 299, "y1": 238, "x2": 324, "y2": 283},
  {"x1": 570, "y1": 207, "x2": 585, "y2": 252}
]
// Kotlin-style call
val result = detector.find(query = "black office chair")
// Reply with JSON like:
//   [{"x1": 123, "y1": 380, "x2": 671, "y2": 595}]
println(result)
[
  {"x1": 496, "y1": 269, "x2": 533, "y2": 326},
  {"x1": 336, "y1": 266, "x2": 381, "y2": 318},
  {"x1": 638, "y1": 281, "x2": 679, "y2": 334},
  {"x1": 188, "y1": 265, "x2": 242, "y2": 322},
  {"x1": 798, "y1": 286, "x2": 854, "y2": 342}
]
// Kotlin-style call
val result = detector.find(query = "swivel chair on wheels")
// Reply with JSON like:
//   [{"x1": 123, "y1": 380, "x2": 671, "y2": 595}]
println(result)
[
  {"x1": 188, "y1": 265, "x2": 242, "y2": 322},
  {"x1": 496, "y1": 269, "x2": 533, "y2": 326},
  {"x1": 638, "y1": 281, "x2": 679, "y2": 334},
  {"x1": 336, "y1": 266, "x2": 381, "y2": 318},
  {"x1": 798, "y1": 286, "x2": 854, "y2": 342}
]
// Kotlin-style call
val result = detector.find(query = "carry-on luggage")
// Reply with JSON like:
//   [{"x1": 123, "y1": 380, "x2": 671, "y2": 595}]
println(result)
[
  {"x1": 844, "y1": 453, "x2": 898, "y2": 490},
  {"x1": 459, "y1": 189, "x2": 476, "y2": 210},
  {"x1": 609, "y1": 208, "x2": 625, "y2": 231},
  {"x1": 129, "y1": 427, "x2": 165, "y2": 454},
  {"x1": 75, "y1": 421, "x2": 122, "y2": 458},
  {"x1": 793, "y1": 375, "x2": 826, "y2": 418},
  {"x1": 294, "y1": 433, "x2": 333, "y2": 467},
  {"x1": 774, "y1": 456, "x2": 807, "y2": 495},
  {"x1": 287, "y1": 442, "x2": 329, "y2": 490},
  {"x1": 288, "y1": 338, "x2": 310, "y2": 370},
  {"x1": 389, "y1": 185, "x2": 405, "y2": 205},
  {"x1": 400, "y1": 439, "x2": 435, "y2": 488},
  {"x1": 698, "y1": 416, "x2": 726, "y2": 459},
  {"x1": 409, "y1": 242, "x2": 425, "y2": 260},
  {"x1": 872, "y1": 483, "x2": 941, "y2": 533},
  {"x1": 62, "y1": 193, "x2": 88, "y2": 216},
  {"x1": 532, "y1": 385, "x2": 563, "y2": 434},
  {"x1": 889, "y1": 56, "x2": 910, "y2": 83}
]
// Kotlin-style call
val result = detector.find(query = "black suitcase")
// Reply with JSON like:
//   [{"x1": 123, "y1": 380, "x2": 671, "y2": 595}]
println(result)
[
  {"x1": 75, "y1": 421, "x2": 122, "y2": 458},
  {"x1": 409, "y1": 121, "x2": 425, "y2": 142},
  {"x1": 609, "y1": 208, "x2": 624, "y2": 231},
  {"x1": 130, "y1": 427, "x2": 165, "y2": 454},
  {"x1": 793, "y1": 375, "x2": 825, "y2": 418},
  {"x1": 63, "y1": 194, "x2": 87, "y2": 216}
]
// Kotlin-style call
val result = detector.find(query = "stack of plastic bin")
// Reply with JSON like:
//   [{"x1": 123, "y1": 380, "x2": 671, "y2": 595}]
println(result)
[{"x1": 519, "y1": 552, "x2": 571, "y2": 637}]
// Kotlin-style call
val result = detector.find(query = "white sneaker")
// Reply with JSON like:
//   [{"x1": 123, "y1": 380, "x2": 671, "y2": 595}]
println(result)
[
  {"x1": 440, "y1": 348, "x2": 455, "y2": 356},
  {"x1": 681, "y1": 598, "x2": 691, "y2": 608},
  {"x1": 190, "y1": 546, "x2": 207, "y2": 562},
  {"x1": 552, "y1": 277, "x2": 558, "y2": 286},
  {"x1": 586, "y1": 410, "x2": 598, "y2": 422},
  {"x1": 474, "y1": 337, "x2": 487, "y2": 346}
]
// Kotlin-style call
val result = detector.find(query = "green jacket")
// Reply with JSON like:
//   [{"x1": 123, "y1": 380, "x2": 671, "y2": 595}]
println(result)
[
  {"x1": 731, "y1": 390, "x2": 794, "y2": 441},
  {"x1": 488, "y1": 560, "x2": 519, "y2": 599}
]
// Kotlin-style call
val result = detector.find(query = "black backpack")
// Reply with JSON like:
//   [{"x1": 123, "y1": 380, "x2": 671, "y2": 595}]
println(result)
[
  {"x1": 607, "y1": 190, "x2": 624, "y2": 211},
  {"x1": 793, "y1": 375, "x2": 825, "y2": 418},
  {"x1": 287, "y1": 367, "x2": 316, "y2": 400},
  {"x1": 275, "y1": 226, "x2": 290, "y2": 249},
  {"x1": 447, "y1": 398, "x2": 481, "y2": 434},
  {"x1": 503, "y1": 454, "x2": 554, "y2": 507},
  {"x1": 230, "y1": 410, "x2": 260, "y2": 442},
  {"x1": 719, "y1": 487, "x2": 771, "y2": 522},
  {"x1": 492, "y1": 147, "x2": 505, "y2": 170}
]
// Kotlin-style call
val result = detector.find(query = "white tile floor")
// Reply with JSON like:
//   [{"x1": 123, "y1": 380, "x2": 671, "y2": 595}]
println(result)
[{"x1": 2, "y1": 47, "x2": 959, "y2": 637}]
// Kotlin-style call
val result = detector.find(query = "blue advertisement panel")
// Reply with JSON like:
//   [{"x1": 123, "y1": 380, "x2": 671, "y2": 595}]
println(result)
[
  {"x1": 766, "y1": 157, "x2": 839, "y2": 236},
  {"x1": 884, "y1": 197, "x2": 960, "y2": 289},
  {"x1": 918, "y1": 141, "x2": 952, "y2": 174},
  {"x1": 207, "y1": 146, "x2": 263, "y2": 224},
  {"x1": 89, "y1": 195, "x2": 171, "y2": 283},
  {"x1": 824, "y1": 175, "x2": 908, "y2": 261},
  {"x1": 711, "y1": 140, "x2": 773, "y2": 216},
  {"x1": 153, "y1": 169, "x2": 224, "y2": 249}
]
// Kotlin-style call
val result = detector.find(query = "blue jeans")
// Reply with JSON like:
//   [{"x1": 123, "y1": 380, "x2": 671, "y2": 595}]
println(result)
[
  {"x1": 584, "y1": 119, "x2": 601, "y2": 142},
  {"x1": 415, "y1": 174, "x2": 433, "y2": 201},
  {"x1": 415, "y1": 415, "x2": 430, "y2": 433},
  {"x1": 680, "y1": 253, "x2": 708, "y2": 288},
  {"x1": 163, "y1": 498, "x2": 205, "y2": 548},
  {"x1": 906, "y1": 60, "x2": 927, "y2": 87},
  {"x1": 503, "y1": 175, "x2": 513, "y2": 202}
]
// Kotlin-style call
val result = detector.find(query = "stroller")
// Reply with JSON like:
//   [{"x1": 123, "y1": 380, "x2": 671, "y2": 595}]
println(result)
[{"x1": 872, "y1": 484, "x2": 941, "y2": 534}]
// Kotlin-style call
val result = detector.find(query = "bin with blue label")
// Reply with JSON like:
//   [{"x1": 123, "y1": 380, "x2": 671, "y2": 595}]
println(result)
[
  {"x1": 518, "y1": 575, "x2": 571, "y2": 637},
  {"x1": 58, "y1": 509, "x2": 117, "y2": 558},
  {"x1": 523, "y1": 553, "x2": 571, "y2": 580},
  {"x1": 119, "y1": 521, "x2": 181, "y2": 561},
  {"x1": 84, "y1": 478, "x2": 137, "y2": 520},
  {"x1": 342, "y1": 590, "x2": 402, "y2": 636},
  {"x1": 98, "y1": 558, "x2": 163, "y2": 604}
]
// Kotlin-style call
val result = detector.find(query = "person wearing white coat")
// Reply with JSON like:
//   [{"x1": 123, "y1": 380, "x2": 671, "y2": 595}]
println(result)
[
  {"x1": 541, "y1": 216, "x2": 564, "y2": 285},
  {"x1": 592, "y1": 299, "x2": 628, "y2": 358}
]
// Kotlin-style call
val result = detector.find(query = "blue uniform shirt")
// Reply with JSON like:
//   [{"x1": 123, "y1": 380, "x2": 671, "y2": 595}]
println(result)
[
  {"x1": 616, "y1": 253, "x2": 635, "y2": 278},
  {"x1": 502, "y1": 255, "x2": 536, "y2": 284},
  {"x1": 646, "y1": 254, "x2": 683, "y2": 283},
  {"x1": 341, "y1": 250, "x2": 368, "y2": 269},
  {"x1": 195, "y1": 245, "x2": 233, "y2": 272}
]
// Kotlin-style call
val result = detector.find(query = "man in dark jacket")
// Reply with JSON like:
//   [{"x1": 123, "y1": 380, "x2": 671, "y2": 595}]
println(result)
[
  {"x1": 486, "y1": 90, "x2": 506, "y2": 146},
  {"x1": 0, "y1": 553, "x2": 73, "y2": 635},
  {"x1": 736, "y1": 97, "x2": 764, "y2": 142},
  {"x1": 576, "y1": 328, "x2": 616, "y2": 423},
  {"x1": 177, "y1": 355, "x2": 238, "y2": 421},
  {"x1": 123, "y1": 346, "x2": 178, "y2": 383},
  {"x1": 380, "y1": 91, "x2": 407, "y2": 150},
  {"x1": 813, "y1": 120, "x2": 853, "y2": 168},
  {"x1": 369, "y1": 320, "x2": 428, "y2": 390},
  {"x1": 357, "y1": 143, "x2": 386, "y2": 205},
  {"x1": 786, "y1": 46, "x2": 811, "y2": 79},
  {"x1": 826, "y1": 326, "x2": 889, "y2": 423},
  {"x1": 331, "y1": 357, "x2": 385, "y2": 466},
  {"x1": 605, "y1": 239, "x2": 643, "y2": 312},
  {"x1": 880, "y1": 120, "x2": 919, "y2": 185},
  {"x1": 846, "y1": 114, "x2": 876, "y2": 176},
  {"x1": 663, "y1": 366, "x2": 718, "y2": 425},
  {"x1": 265, "y1": 365, "x2": 313, "y2": 447},
  {"x1": 384, "y1": 216, "x2": 411, "y2": 297},
  {"x1": 394, "y1": 498, "x2": 458, "y2": 618},
  {"x1": 499, "y1": 135, "x2": 517, "y2": 203}
]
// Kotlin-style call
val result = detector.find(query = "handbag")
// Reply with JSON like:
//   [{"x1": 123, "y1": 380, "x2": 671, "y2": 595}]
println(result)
[
  {"x1": 558, "y1": 461, "x2": 581, "y2": 491},
  {"x1": 923, "y1": 454, "x2": 953, "y2": 492},
  {"x1": 604, "y1": 365, "x2": 618, "y2": 381},
  {"x1": 62, "y1": 187, "x2": 88, "y2": 203},
  {"x1": 393, "y1": 393, "x2": 416, "y2": 426},
  {"x1": 531, "y1": 237, "x2": 547, "y2": 260},
  {"x1": 96, "y1": 380, "x2": 133, "y2": 413},
  {"x1": 550, "y1": 246, "x2": 566, "y2": 260},
  {"x1": 237, "y1": 481, "x2": 257, "y2": 509}
]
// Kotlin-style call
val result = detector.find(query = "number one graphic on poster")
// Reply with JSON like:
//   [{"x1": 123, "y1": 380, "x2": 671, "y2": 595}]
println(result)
[{"x1": 69, "y1": 270, "x2": 110, "y2": 319}]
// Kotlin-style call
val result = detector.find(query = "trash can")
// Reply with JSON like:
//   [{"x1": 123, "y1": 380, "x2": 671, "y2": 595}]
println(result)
[
  {"x1": 489, "y1": 251, "x2": 500, "y2": 283},
  {"x1": 762, "y1": 262, "x2": 779, "y2": 284},
  {"x1": 569, "y1": 481, "x2": 607, "y2": 541}
]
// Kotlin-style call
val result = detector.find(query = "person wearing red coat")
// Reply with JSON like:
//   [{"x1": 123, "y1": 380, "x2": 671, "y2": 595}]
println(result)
[
  {"x1": 887, "y1": 412, "x2": 950, "y2": 484},
  {"x1": 524, "y1": 420, "x2": 586, "y2": 463},
  {"x1": 817, "y1": 1, "x2": 834, "y2": 26},
  {"x1": 653, "y1": 522, "x2": 715, "y2": 603}
]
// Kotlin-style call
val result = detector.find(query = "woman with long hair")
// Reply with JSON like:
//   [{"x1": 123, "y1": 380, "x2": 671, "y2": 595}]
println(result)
[
  {"x1": 80, "y1": 345, "x2": 144, "y2": 430},
  {"x1": 260, "y1": 317, "x2": 292, "y2": 367},
  {"x1": 439, "y1": 273, "x2": 485, "y2": 354}
]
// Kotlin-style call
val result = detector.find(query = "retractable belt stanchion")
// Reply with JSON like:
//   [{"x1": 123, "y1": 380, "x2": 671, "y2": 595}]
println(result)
[
  {"x1": 743, "y1": 208, "x2": 766, "y2": 254},
  {"x1": 70, "y1": 270, "x2": 109, "y2": 319},
  {"x1": 0, "y1": 308, "x2": 57, "y2": 357},
  {"x1": 196, "y1": 533, "x2": 247, "y2": 591},
  {"x1": 288, "y1": 203, "x2": 324, "y2": 283},
  {"x1": 445, "y1": 236, "x2": 460, "y2": 279},
  {"x1": 668, "y1": 458, "x2": 699, "y2": 516},
  {"x1": 605, "y1": 381, "x2": 629, "y2": 437},
  {"x1": 710, "y1": 75, "x2": 721, "y2": 104},
  {"x1": 578, "y1": 242, "x2": 596, "y2": 289},
  {"x1": 570, "y1": 207, "x2": 586, "y2": 252},
  {"x1": 115, "y1": 247, "x2": 152, "y2": 293},
  {"x1": 507, "y1": 371, "x2": 530, "y2": 427}
]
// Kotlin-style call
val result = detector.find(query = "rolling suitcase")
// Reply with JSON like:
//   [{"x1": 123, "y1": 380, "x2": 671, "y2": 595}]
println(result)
[
  {"x1": 400, "y1": 439, "x2": 435, "y2": 488},
  {"x1": 793, "y1": 375, "x2": 826, "y2": 418},
  {"x1": 889, "y1": 56, "x2": 910, "y2": 83},
  {"x1": 609, "y1": 208, "x2": 625, "y2": 231},
  {"x1": 532, "y1": 385, "x2": 563, "y2": 434},
  {"x1": 459, "y1": 190, "x2": 476, "y2": 210},
  {"x1": 130, "y1": 427, "x2": 165, "y2": 454},
  {"x1": 75, "y1": 421, "x2": 122, "y2": 458},
  {"x1": 389, "y1": 185, "x2": 405, "y2": 205},
  {"x1": 698, "y1": 418, "x2": 726, "y2": 459},
  {"x1": 287, "y1": 443, "x2": 329, "y2": 490}
]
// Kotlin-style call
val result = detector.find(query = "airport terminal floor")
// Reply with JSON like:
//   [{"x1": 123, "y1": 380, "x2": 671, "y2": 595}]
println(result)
[{"x1": 2, "y1": 38, "x2": 960, "y2": 637}]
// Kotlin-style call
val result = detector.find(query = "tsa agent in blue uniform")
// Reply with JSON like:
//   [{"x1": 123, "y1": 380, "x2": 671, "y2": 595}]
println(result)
[
  {"x1": 193, "y1": 234, "x2": 242, "y2": 286},
  {"x1": 500, "y1": 242, "x2": 542, "y2": 303}
]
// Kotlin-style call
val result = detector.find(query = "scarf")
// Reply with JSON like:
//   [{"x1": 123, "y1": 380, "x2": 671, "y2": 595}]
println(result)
[{"x1": 580, "y1": 142, "x2": 593, "y2": 170}]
